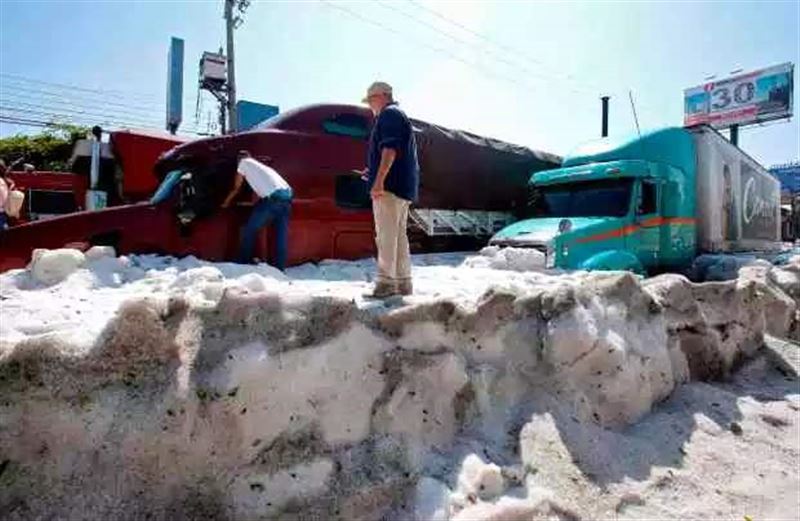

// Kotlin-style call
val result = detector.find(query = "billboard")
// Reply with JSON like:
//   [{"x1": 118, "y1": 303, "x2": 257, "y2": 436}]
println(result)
[
  {"x1": 236, "y1": 100, "x2": 279, "y2": 131},
  {"x1": 166, "y1": 37, "x2": 184, "y2": 132},
  {"x1": 684, "y1": 62, "x2": 793, "y2": 128}
]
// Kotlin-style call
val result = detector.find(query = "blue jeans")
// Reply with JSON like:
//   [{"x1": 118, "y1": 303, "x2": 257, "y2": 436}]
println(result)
[
  {"x1": 238, "y1": 193, "x2": 292, "y2": 270},
  {"x1": 0, "y1": 212, "x2": 7, "y2": 230}
]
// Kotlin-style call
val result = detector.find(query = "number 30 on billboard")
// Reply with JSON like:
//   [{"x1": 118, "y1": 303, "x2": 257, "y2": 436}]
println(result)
[{"x1": 684, "y1": 62, "x2": 794, "y2": 128}]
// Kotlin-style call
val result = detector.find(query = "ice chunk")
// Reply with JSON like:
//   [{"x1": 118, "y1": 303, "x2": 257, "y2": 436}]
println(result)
[
  {"x1": 84, "y1": 245, "x2": 116, "y2": 261},
  {"x1": 28, "y1": 248, "x2": 86, "y2": 285},
  {"x1": 456, "y1": 453, "x2": 505, "y2": 500},
  {"x1": 463, "y1": 247, "x2": 546, "y2": 272}
]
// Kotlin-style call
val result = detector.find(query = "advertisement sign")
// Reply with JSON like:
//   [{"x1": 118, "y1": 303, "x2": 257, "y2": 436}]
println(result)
[
  {"x1": 740, "y1": 163, "x2": 780, "y2": 240},
  {"x1": 684, "y1": 62, "x2": 793, "y2": 128},
  {"x1": 166, "y1": 37, "x2": 184, "y2": 132}
]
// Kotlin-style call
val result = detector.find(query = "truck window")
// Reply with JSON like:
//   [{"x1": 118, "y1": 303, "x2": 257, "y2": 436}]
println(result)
[
  {"x1": 322, "y1": 114, "x2": 371, "y2": 139},
  {"x1": 335, "y1": 174, "x2": 371, "y2": 209},
  {"x1": 28, "y1": 190, "x2": 78, "y2": 216},
  {"x1": 527, "y1": 178, "x2": 633, "y2": 218},
  {"x1": 639, "y1": 180, "x2": 657, "y2": 215}
]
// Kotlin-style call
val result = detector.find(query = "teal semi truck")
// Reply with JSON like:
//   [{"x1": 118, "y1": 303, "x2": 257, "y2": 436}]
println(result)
[{"x1": 490, "y1": 125, "x2": 782, "y2": 274}]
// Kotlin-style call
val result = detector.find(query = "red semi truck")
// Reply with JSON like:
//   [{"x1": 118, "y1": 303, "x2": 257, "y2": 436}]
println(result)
[
  {"x1": 4, "y1": 129, "x2": 188, "y2": 224},
  {"x1": 0, "y1": 104, "x2": 559, "y2": 271}
]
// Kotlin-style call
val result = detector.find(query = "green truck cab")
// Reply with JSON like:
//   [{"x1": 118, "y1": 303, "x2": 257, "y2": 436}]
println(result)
[{"x1": 490, "y1": 126, "x2": 781, "y2": 274}]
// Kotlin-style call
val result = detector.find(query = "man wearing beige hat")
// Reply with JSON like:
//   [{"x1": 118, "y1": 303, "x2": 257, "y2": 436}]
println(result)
[{"x1": 362, "y1": 81, "x2": 420, "y2": 298}]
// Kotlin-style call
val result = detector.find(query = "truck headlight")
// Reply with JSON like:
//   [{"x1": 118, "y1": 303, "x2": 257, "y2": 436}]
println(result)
[{"x1": 545, "y1": 241, "x2": 555, "y2": 268}]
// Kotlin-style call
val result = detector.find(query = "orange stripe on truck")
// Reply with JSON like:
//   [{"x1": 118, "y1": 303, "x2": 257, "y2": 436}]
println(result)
[{"x1": 575, "y1": 217, "x2": 695, "y2": 244}]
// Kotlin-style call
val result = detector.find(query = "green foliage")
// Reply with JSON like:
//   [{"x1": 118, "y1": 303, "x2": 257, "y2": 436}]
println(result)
[{"x1": 0, "y1": 123, "x2": 89, "y2": 171}]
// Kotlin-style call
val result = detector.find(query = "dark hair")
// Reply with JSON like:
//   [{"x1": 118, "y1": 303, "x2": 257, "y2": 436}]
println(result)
[{"x1": 0, "y1": 159, "x2": 6, "y2": 178}]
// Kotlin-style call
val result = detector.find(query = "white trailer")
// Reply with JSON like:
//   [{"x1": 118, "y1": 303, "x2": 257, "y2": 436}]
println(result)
[{"x1": 691, "y1": 125, "x2": 781, "y2": 253}]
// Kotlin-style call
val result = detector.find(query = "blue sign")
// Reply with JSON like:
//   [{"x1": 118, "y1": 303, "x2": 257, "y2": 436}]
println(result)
[
  {"x1": 236, "y1": 100, "x2": 279, "y2": 131},
  {"x1": 166, "y1": 37, "x2": 184, "y2": 132},
  {"x1": 770, "y1": 163, "x2": 800, "y2": 196}
]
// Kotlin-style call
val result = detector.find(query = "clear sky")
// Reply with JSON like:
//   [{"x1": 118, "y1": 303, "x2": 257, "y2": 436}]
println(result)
[{"x1": 1, "y1": 0, "x2": 798, "y2": 166}]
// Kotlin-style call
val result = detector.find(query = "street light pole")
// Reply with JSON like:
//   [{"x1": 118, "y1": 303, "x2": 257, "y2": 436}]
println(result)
[{"x1": 224, "y1": 0, "x2": 237, "y2": 133}]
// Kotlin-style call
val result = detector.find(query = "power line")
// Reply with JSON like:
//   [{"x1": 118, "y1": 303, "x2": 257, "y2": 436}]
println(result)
[
  {"x1": 0, "y1": 109, "x2": 198, "y2": 136},
  {"x1": 402, "y1": 0, "x2": 668, "y2": 119},
  {"x1": 2, "y1": 91, "x2": 172, "y2": 125},
  {"x1": 1, "y1": 77, "x2": 197, "y2": 116},
  {"x1": 1, "y1": 105, "x2": 169, "y2": 132},
  {"x1": 1, "y1": 74, "x2": 213, "y2": 134},
  {"x1": 1, "y1": 93, "x2": 206, "y2": 132},
  {"x1": 0, "y1": 72, "x2": 162, "y2": 102},
  {"x1": 318, "y1": 0, "x2": 601, "y2": 110},
  {"x1": 0, "y1": 104, "x2": 207, "y2": 135},
  {"x1": 0, "y1": 114, "x2": 212, "y2": 138},
  {"x1": 0, "y1": 99, "x2": 205, "y2": 134},
  {"x1": 0, "y1": 115, "x2": 61, "y2": 129},
  {"x1": 404, "y1": 0, "x2": 590, "y2": 86},
  {"x1": 379, "y1": 0, "x2": 598, "y2": 97}
]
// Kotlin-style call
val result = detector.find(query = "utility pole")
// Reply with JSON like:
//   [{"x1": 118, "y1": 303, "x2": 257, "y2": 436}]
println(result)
[
  {"x1": 730, "y1": 124, "x2": 739, "y2": 147},
  {"x1": 224, "y1": 0, "x2": 237, "y2": 133}
]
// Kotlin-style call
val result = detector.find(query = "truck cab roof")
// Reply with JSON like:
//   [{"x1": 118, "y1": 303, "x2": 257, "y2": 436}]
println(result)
[
  {"x1": 532, "y1": 159, "x2": 656, "y2": 185},
  {"x1": 562, "y1": 127, "x2": 696, "y2": 177}
]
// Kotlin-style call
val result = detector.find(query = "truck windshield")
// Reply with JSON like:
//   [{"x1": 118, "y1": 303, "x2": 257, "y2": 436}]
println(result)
[{"x1": 526, "y1": 178, "x2": 634, "y2": 218}]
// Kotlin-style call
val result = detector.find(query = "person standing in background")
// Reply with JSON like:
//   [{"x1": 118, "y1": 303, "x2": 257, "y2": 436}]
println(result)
[
  {"x1": 362, "y1": 81, "x2": 420, "y2": 298},
  {"x1": 222, "y1": 151, "x2": 293, "y2": 270},
  {"x1": 0, "y1": 160, "x2": 14, "y2": 229}
]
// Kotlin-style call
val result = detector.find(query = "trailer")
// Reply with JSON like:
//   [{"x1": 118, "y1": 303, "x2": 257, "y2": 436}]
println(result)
[{"x1": 692, "y1": 125, "x2": 781, "y2": 253}]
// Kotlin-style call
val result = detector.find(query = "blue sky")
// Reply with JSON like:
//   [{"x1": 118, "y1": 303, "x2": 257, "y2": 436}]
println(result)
[{"x1": 1, "y1": 0, "x2": 798, "y2": 166}]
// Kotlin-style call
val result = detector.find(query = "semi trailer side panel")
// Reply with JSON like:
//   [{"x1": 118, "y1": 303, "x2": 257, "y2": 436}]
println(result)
[{"x1": 691, "y1": 126, "x2": 781, "y2": 253}]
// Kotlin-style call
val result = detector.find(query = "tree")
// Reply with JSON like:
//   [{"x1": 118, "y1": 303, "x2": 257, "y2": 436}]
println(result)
[{"x1": 0, "y1": 123, "x2": 89, "y2": 171}]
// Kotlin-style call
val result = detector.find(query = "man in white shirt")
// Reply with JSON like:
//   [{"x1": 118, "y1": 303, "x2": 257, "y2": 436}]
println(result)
[{"x1": 222, "y1": 150, "x2": 293, "y2": 270}]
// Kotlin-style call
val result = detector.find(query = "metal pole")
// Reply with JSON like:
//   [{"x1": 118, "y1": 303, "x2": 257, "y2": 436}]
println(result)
[
  {"x1": 87, "y1": 125, "x2": 107, "y2": 211},
  {"x1": 89, "y1": 126, "x2": 101, "y2": 190},
  {"x1": 225, "y1": 0, "x2": 237, "y2": 133},
  {"x1": 730, "y1": 124, "x2": 739, "y2": 146},
  {"x1": 601, "y1": 96, "x2": 610, "y2": 137},
  {"x1": 628, "y1": 90, "x2": 641, "y2": 139}
]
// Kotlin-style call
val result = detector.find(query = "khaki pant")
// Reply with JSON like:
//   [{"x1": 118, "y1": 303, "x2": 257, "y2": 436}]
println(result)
[{"x1": 373, "y1": 191, "x2": 411, "y2": 285}]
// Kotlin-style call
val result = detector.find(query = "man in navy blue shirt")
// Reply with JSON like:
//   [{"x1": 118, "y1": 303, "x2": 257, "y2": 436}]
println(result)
[{"x1": 362, "y1": 81, "x2": 420, "y2": 298}]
